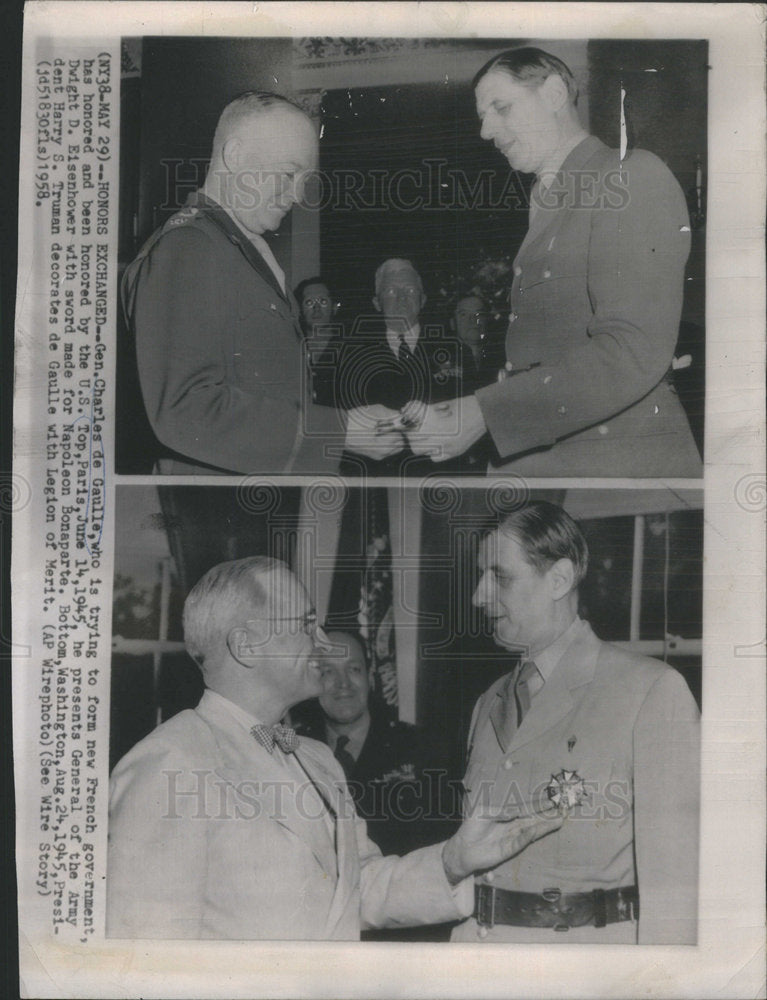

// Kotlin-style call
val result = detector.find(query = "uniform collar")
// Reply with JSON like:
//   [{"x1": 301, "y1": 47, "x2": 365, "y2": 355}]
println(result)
[
  {"x1": 532, "y1": 616, "x2": 589, "y2": 683},
  {"x1": 188, "y1": 191, "x2": 289, "y2": 301}
]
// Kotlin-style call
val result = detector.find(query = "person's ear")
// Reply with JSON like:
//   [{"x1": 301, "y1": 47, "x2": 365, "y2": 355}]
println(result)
[
  {"x1": 227, "y1": 626, "x2": 258, "y2": 665},
  {"x1": 372, "y1": 295, "x2": 382, "y2": 313},
  {"x1": 221, "y1": 136, "x2": 243, "y2": 172},
  {"x1": 331, "y1": 300, "x2": 340, "y2": 317},
  {"x1": 547, "y1": 558, "x2": 576, "y2": 600},
  {"x1": 540, "y1": 74, "x2": 569, "y2": 114}
]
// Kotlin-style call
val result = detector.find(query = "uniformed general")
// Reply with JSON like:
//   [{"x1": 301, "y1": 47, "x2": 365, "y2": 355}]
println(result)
[
  {"x1": 408, "y1": 48, "x2": 703, "y2": 478},
  {"x1": 121, "y1": 92, "x2": 341, "y2": 475},
  {"x1": 451, "y1": 501, "x2": 700, "y2": 944}
]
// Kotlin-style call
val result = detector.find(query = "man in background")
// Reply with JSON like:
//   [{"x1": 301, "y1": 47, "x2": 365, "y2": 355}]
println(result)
[
  {"x1": 324, "y1": 258, "x2": 482, "y2": 476},
  {"x1": 294, "y1": 276, "x2": 342, "y2": 408},
  {"x1": 293, "y1": 630, "x2": 458, "y2": 858}
]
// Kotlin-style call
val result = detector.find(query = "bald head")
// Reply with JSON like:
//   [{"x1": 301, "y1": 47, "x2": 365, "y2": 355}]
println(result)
[{"x1": 204, "y1": 91, "x2": 318, "y2": 237}]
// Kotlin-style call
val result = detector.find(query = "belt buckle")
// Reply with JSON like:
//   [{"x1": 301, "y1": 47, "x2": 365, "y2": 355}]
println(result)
[{"x1": 476, "y1": 884, "x2": 496, "y2": 929}]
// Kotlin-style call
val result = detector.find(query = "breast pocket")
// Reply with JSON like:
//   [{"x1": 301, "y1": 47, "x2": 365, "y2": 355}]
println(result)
[{"x1": 232, "y1": 300, "x2": 301, "y2": 394}]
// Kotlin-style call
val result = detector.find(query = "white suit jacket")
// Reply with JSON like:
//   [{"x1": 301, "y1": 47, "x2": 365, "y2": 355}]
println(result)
[
  {"x1": 452, "y1": 622, "x2": 700, "y2": 945},
  {"x1": 107, "y1": 691, "x2": 471, "y2": 939}
]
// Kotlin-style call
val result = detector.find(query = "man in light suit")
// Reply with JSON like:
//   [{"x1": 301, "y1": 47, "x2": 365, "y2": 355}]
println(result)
[
  {"x1": 107, "y1": 556, "x2": 561, "y2": 940},
  {"x1": 451, "y1": 501, "x2": 700, "y2": 944},
  {"x1": 408, "y1": 48, "x2": 702, "y2": 477},
  {"x1": 122, "y1": 92, "x2": 340, "y2": 475}
]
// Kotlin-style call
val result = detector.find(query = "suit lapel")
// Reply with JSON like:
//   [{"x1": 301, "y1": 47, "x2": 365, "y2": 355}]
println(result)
[
  {"x1": 508, "y1": 623, "x2": 600, "y2": 752},
  {"x1": 195, "y1": 695, "x2": 338, "y2": 878},
  {"x1": 295, "y1": 739, "x2": 359, "y2": 938},
  {"x1": 515, "y1": 136, "x2": 607, "y2": 262}
]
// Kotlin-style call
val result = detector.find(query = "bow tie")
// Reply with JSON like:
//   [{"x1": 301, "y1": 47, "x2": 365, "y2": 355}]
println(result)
[{"x1": 251, "y1": 723, "x2": 300, "y2": 755}]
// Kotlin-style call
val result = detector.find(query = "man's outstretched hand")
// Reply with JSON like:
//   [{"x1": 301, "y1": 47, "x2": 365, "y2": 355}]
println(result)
[{"x1": 442, "y1": 808, "x2": 564, "y2": 885}]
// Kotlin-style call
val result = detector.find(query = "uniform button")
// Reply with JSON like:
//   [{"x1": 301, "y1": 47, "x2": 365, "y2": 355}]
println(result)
[
  {"x1": 543, "y1": 268, "x2": 551, "y2": 278},
  {"x1": 653, "y1": 404, "x2": 660, "y2": 414},
  {"x1": 513, "y1": 265, "x2": 522, "y2": 276},
  {"x1": 477, "y1": 926, "x2": 489, "y2": 940},
  {"x1": 557, "y1": 405, "x2": 567, "y2": 416},
  {"x1": 543, "y1": 374, "x2": 552, "y2": 385},
  {"x1": 598, "y1": 424, "x2": 609, "y2": 435},
  {"x1": 485, "y1": 871, "x2": 496, "y2": 883},
  {"x1": 503, "y1": 758, "x2": 514, "y2": 770},
  {"x1": 509, "y1": 312, "x2": 518, "y2": 324},
  {"x1": 270, "y1": 303, "x2": 277, "y2": 311}
]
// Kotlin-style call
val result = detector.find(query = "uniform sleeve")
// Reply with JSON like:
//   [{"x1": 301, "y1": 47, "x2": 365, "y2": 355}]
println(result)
[
  {"x1": 633, "y1": 667, "x2": 700, "y2": 944},
  {"x1": 356, "y1": 816, "x2": 473, "y2": 930},
  {"x1": 476, "y1": 152, "x2": 691, "y2": 459},
  {"x1": 107, "y1": 741, "x2": 208, "y2": 939},
  {"x1": 129, "y1": 227, "x2": 302, "y2": 473}
]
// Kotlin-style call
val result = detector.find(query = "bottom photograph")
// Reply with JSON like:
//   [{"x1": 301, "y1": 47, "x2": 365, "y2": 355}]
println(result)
[{"x1": 108, "y1": 482, "x2": 702, "y2": 945}]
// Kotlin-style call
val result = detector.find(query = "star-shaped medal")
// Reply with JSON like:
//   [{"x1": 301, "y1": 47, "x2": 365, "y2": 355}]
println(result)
[{"x1": 546, "y1": 768, "x2": 588, "y2": 811}]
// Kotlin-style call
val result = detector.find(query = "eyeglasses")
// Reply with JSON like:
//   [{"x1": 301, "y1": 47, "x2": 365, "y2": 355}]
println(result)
[
  {"x1": 382, "y1": 286, "x2": 419, "y2": 297},
  {"x1": 303, "y1": 297, "x2": 330, "y2": 308},
  {"x1": 246, "y1": 610, "x2": 325, "y2": 638}
]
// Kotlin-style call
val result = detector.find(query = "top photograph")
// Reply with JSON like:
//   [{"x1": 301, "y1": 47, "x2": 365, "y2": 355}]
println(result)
[{"x1": 116, "y1": 36, "x2": 707, "y2": 480}]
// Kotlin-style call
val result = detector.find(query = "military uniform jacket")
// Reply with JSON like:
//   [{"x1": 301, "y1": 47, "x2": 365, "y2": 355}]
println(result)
[
  {"x1": 121, "y1": 192, "x2": 341, "y2": 474},
  {"x1": 297, "y1": 709, "x2": 458, "y2": 857},
  {"x1": 476, "y1": 136, "x2": 703, "y2": 477},
  {"x1": 451, "y1": 621, "x2": 700, "y2": 945},
  {"x1": 107, "y1": 691, "x2": 472, "y2": 940}
]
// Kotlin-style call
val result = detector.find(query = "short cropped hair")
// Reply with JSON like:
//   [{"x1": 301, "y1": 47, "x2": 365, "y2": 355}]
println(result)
[
  {"x1": 495, "y1": 501, "x2": 588, "y2": 585},
  {"x1": 374, "y1": 258, "x2": 423, "y2": 297},
  {"x1": 323, "y1": 628, "x2": 369, "y2": 668},
  {"x1": 473, "y1": 47, "x2": 579, "y2": 105},
  {"x1": 183, "y1": 555, "x2": 285, "y2": 666},
  {"x1": 211, "y1": 91, "x2": 308, "y2": 156},
  {"x1": 294, "y1": 276, "x2": 334, "y2": 303}
]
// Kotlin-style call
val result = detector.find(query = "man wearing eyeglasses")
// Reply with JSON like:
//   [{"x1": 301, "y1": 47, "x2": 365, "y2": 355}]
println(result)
[{"x1": 107, "y1": 556, "x2": 562, "y2": 940}]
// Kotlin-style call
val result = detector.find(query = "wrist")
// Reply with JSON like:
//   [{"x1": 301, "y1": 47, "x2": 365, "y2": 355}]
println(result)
[{"x1": 441, "y1": 837, "x2": 465, "y2": 886}]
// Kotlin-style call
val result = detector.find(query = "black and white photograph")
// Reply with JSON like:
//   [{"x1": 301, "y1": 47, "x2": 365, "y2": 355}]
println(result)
[
  {"x1": 115, "y1": 34, "x2": 706, "y2": 479},
  {"x1": 108, "y1": 482, "x2": 702, "y2": 944},
  {"x1": 10, "y1": 4, "x2": 765, "y2": 999}
]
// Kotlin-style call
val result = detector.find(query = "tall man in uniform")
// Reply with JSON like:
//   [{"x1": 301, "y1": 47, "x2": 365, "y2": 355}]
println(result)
[
  {"x1": 107, "y1": 556, "x2": 561, "y2": 940},
  {"x1": 452, "y1": 501, "x2": 700, "y2": 944},
  {"x1": 408, "y1": 48, "x2": 702, "y2": 477},
  {"x1": 121, "y1": 92, "x2": 339, "y2": 475}
]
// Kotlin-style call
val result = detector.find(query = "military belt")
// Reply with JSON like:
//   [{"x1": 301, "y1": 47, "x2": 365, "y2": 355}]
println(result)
[{"x1": 474, "y1": 883, "x2": 638, "y2": 931}]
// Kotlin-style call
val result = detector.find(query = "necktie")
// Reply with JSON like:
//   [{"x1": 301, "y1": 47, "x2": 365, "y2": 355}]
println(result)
[
  {"x1": 398, "y1": 334, "x2": 414, "y2": 362},
  {"x1": 514, "y1": 660, "x2": 539, "y2": 727},
  {"x1": 250, "y1": 723, "x2": 300, "y2": 754},
  {"x1": 489, "y1": 659, "x2": 540, "y2": 752},
  {"x1": 333, "y1": 734, "x2": 356, "y2": 779}
]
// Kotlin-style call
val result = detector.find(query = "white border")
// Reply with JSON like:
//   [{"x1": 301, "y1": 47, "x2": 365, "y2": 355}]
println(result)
[{"x1": 15, "y1": 3, "x2": 766, "y2": 998}]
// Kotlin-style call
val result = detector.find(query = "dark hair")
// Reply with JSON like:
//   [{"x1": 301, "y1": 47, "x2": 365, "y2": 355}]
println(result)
[
  {"x1": 294, "y1": 276, "x2": 334, "y2": 303},
  {"x1": 495, "y1": 500, "x2": 588, "y2": 585},
  {"x1": 473, "y1": 46, "x2": 579, "y2": 105}
]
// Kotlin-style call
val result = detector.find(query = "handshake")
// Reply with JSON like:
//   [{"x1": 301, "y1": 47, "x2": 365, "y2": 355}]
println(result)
[{"x1": 344, "y1": 398, "x2": 487, "y2": 463}]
